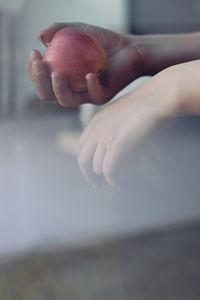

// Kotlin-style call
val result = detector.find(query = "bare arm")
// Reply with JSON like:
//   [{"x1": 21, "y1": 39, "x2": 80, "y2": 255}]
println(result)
[
  {"x1": 129, "y1": 32, "x2": 200, "y2": 75},
  {"x1": 78, "y1": 59, "x2": 200, "y2": 188},
  {"x1": 28, "y1": 23, "x2": 200, "y2": 107}
]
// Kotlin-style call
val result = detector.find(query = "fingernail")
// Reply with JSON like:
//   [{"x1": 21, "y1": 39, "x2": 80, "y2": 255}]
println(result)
[{"x1": 33, "y1": 62, "x2": 42, "y2": 75}]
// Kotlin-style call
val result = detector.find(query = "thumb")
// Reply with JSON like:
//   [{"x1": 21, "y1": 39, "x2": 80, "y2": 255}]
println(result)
[{"x1": 37, "y1": 23, "x2": 66, "y2": 46}]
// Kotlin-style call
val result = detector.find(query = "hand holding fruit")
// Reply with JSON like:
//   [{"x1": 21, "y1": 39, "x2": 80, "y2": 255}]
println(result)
[
  {"x1": 27, "y1": 22, "x2": 147, "y2": 107},
  {"x1": 42, "y1": 27, "x2": 107, "y2": 92}
]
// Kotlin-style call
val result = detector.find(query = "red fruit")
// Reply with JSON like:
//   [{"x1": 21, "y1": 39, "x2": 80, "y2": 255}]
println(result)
[{"x1": 42, "y1": 27, "x2": 107, "y2": 92}]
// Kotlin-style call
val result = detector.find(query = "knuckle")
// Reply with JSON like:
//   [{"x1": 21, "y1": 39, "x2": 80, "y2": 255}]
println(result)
[{"x1": 108, "y1": 139, "x2": 122, "y2": 152}]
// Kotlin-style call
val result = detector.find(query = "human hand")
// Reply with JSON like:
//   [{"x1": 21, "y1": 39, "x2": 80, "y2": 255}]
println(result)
[
  {"x1": 27, "y1": 22, "x2": 148, "y2": 107},
  {"x1": 78, "y1": 66, "x2": 184, "y2": 189}
]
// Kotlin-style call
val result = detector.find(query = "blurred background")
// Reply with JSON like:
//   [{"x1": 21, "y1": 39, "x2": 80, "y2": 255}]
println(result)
[{"x1": 0, "y1": 0, "x2": 200, "y2": 299}]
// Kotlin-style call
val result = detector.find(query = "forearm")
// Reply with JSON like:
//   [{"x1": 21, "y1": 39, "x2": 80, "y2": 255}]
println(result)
[
  {"x1": 151, "y1": 59, "x2": 200, "y2": 116},
  {"x1": 176, "y1": 60, "x2": 200, "y2": 114},
  {"x1": 127, "y1": 32, "x2": 200, "y2": 75}
]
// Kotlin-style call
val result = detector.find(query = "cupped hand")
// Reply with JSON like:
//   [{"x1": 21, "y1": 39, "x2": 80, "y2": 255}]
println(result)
[{"x1": 27, "y1": 22, "x2": 147, "y2": 107}]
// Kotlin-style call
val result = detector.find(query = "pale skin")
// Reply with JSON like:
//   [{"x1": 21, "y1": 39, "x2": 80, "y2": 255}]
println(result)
[
  {"x1": 27, "y1": 23, "x2": 200, "y2": 188},
  {"x1": 78, "y1": 61, "x2": 200, "y2": 188}
]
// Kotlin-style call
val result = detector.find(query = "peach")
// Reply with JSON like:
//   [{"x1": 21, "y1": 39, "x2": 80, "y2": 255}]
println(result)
[{"x1": 42, "y1": 27, "x2": 107, "y2": 92}]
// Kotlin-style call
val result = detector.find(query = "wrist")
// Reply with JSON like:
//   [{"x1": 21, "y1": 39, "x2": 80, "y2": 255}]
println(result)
[
  {"x1": 127, "y1": 32, "x2": 200, "y2": 76},
  {"x1": 126, "y1": 34, "x2": 180, "y2": 75},
  {"x1": 109, "y1": 34, "x2": 150, "y2": 93},
  {"x1": 124, "y1": 33, "x2": 173, "y2": 76},
  {"x1": 125, "y1": 34, "x2": 152, "y2": 76},
  {"x1": 144, "y1": 32, "x2": 200, "y2": 75},
  {"x1": 149, "y1": 67, "x2": 186, "y2": 118},
  {"x1": 161, "y1": 61, "x2": 200, "y2": 116}
]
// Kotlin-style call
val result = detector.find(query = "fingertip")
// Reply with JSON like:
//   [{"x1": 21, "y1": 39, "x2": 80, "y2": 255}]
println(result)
[
  {"x1": 93, "y1": 166, "x2": 103, "y2": 176},
  {"x1": 93, "y1": 157, "x2": 102, "y2": 175},
  {"x1": 93, "y1": 145, "x2": 106, "y2": 176},
  {"x1": 86, "y1": 72, "x2": 96, "y2": 81},
  {"x1": 37, "y1": 31, "x2": 46, "y2": 42},
  {"x1": 38, "y1": 23, "x2": 65, "y2": 44},
  {"x1": 86, "y1": 73, "x2": 104, "y2": 105},
  {"x1": 28, "y1": 49, "x2": 42, "y2": 62},
  {"x1": 86, "y1": 73, "x2": 101, "y2": 89},
  {"x1": 38, "y1": 31, "x2": 50, "y2": 46}
]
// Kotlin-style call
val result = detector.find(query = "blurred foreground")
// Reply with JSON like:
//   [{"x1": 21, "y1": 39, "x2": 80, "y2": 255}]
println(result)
[{"x1": 0, "y1": 221, "x2": 200, "y2": 300}]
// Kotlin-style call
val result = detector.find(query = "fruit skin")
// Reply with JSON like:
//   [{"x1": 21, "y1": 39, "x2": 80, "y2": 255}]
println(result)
[{"x1": 42, "y1": 27, "x2": 107, "y2": 92}]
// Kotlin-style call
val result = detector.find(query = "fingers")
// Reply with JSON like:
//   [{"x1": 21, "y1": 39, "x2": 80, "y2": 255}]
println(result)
[
  {"x1": 27, "y1": 50, "x2": 55, "y2": 100},
  {"x1": 28, "y1": 52, "x2": 89, "y2": 104},
  {"x1": 38, "y1": 23, "x2": 67, "y2": 45},
  {"x1": 78, "y1": 120, "x2": 118, "y2": 188},
  {"x1": 79, "y1": 124, "x2": 123, "y2": 188},
  {"x1": 93, "y1": 144, "x2": 106, "y2": 175},
  {"x1": 86, "y1": 73, "x2": 106, "y2": 104},
  {"x1": 51, "y1": 71, "x2": 109, "y2": 106},
  {"x1": 28, "y1": 61, "x2": 94, "y2": 106},
  {"x1": 28, "y1": 54, "x2": 110, "y2": 106},
  {"x1": 27, "y1": 50, "x2": 42, "y2": 81},
  {"x1": 102, "y1": 145, "x2": 123, "y2": 188},
  {"x1": 32, "y1": 60, "x2": 55, "y2": 100},
  {"x1": 79, "y1": 120, "x2": 94, "y2": 149},
  {"x1": 78, "y1": 140, "x2": 121, "y2": 189},
  {"x1": 78, "y1": 124, "x2": 108, "y2": 188},
  {"x1": 78, "y1": 142, "x2": 102, "y2": 188},
  {"x1": 51, "y1": 72, "x2": 88, "y2": 107},
  {"x1": 37, "y1": 22, "x2": 85, "y2": 45},
  {"x1": 28, "y1": 49, "x2": 110, "y2": 106}
]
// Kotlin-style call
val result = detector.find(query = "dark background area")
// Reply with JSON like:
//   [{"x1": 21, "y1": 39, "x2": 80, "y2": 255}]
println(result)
[{"x1": 128, "y1": 0, "x2": 200, "y2": 34}]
